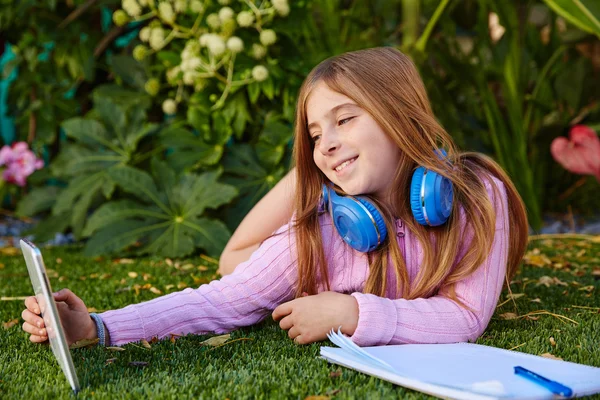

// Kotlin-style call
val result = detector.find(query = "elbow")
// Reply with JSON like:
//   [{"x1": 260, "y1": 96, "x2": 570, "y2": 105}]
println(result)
[
  {"x1": 217, "y1": 252, "x2": 235, "y2": 276},
  {"x1": 459, "y1": 310, "x2": 488, "y2": 343}
]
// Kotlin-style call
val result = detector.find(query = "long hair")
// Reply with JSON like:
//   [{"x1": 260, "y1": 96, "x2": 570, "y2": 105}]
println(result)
[{"x1": 291, "y1": 47, "x2": 528, "y2": 302}]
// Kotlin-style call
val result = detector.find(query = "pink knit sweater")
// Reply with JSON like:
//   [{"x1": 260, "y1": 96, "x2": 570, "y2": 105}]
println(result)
[{"x1": 100, "y1": 176, "x2": 509, "y2": 347}]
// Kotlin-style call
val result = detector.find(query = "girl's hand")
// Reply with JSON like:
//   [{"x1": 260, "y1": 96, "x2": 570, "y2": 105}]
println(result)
[
  {"x1": 272, "y1": 291, "x2": 359, "y2": 345},
  {"x1": 21, "y1": 288, "x2": 97, "y2": 346}
]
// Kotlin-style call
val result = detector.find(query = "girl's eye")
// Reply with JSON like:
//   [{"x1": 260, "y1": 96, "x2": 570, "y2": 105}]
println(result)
[
  {"x1": 338, "y1": 117, "x2": 354, "y2": 126},
  {"x1": 311, "y1": 134, "x2": 321, "y2": 143}
]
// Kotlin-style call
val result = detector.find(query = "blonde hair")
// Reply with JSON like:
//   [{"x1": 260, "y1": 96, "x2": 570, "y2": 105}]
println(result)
[{"x1": 291, "y1": 47, "x2": 528, "y2": 303}]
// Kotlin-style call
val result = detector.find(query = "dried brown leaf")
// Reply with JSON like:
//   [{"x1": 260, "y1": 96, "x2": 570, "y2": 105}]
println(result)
[
  {"x1": 2, "y1": 318, "x2": 19, "y2": 329},
  {"x1": 549, "y1": 337, "x2": 556, "y2": 346},
  {"x1": 128, "y1": 272, "x2": 138, "y2": 278},
  {"x1": 499, "y1": 312, "x2": 519, "y2": 320},
  {"x1": 530, "y1": 298, "x2": 542, "y2": 303},
  {"x1": 119, "y1": 258, "x2": 135, "y2": 264},
  {"x1": 56, "y1": 258, "x2": 62, "y2": 264},
  {"x1": 506, "y1": 293, "x2": 525, "y2": 300},
  {"x1": 141, "y1": 339, "x2": 152, "y2": 349},
  {"x1": 536, "y1": 276, "x2": 568, "y2": 287},
  {"x1": 197, "y1": 265, "x2": 209, "y2": 271},
  {"x1": 165, "y1": 258, "x2": 173, "y2": 267},
  {"x1": 105, "y1": 358, "x2": 117, "y2": 365},
  {"x1": 540, "y1": 353, "x2": 562, "y2": 360},
  {"x1": 523, "y1": 251, "x2": 552, "y2": 267},
  {"x1": 578, "y1": 285, "x2": 595, "y2": 293},
  {"x1": 177, "y1": 282, "x2": 188, "y2": 289},
  {"x1": 1, "y1": 296, "x2": 26, "y2": 301},
  {"x1": 329, "y1": 370, "x2": 342, "y2": 378},
  {"x1": 200, "y1": 334, "x2": 231, "y2": 347},
  {"x1": 128, "y1": 361, "x2": 148, "y2": 367},
  {"x1": 149, "y1": 287, "x2": 162, "y2": 295},
  {"x1": 70, "y1": 338, "x2": 99, "y2": 349},
  {"x1": 181, "y1": 263, "x2": 195, "y2": 270},
  {"x1": 107, "y1": 346, "x2": 126, "y2": 351},
  {"x1": 0, "y1": 247, "x2": 19, "y2": 256}
]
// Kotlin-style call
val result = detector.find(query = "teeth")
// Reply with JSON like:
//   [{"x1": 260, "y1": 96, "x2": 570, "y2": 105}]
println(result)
[{"x1": 335, "y1": 158, "x2": 355, "y2": 172}]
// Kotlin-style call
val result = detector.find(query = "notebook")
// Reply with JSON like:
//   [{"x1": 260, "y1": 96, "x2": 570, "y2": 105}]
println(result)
[{"x1": 320, "y1": 329, "x2": 600, "y2": 400}]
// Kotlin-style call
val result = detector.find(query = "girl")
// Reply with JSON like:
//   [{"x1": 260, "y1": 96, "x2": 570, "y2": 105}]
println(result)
[{"x1": 22, "y1": 47, "x2": 528, "y2": 347}]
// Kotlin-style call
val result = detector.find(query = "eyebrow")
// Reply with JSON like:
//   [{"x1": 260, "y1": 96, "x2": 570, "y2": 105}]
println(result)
[{"x1": 307, "y1": 102, "x2": 359, "y2": 132}]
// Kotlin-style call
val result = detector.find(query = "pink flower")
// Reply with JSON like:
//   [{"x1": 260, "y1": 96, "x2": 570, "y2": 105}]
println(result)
[
  {"x1": 0, "y1": 141, "x2": 45, "y2": 186},
  {"x1": 550, "y1": 125, "x2": 600, "y2": 181},
  {"x1": 0, "y1": 145, "x2": 15, "y2": 165}
]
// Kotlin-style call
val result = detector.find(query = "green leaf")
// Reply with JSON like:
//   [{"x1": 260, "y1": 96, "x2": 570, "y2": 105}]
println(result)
[
  {"x1": 53, "y1": 172, "x2": 106, "y2": 215},
  {"x1": 71, "y1": 179, "x2": 103, "y2": 239},
  {"x1": 16, "y1": 186, "x2": 60, "y2": 217},
  {"x1": 83, "y1": 220, "x2": 164, "y2": 257},
  {"x1": 543, "y1": 0, "x2": 600, "y2": 38},
  {"x1": 110, "y1": 55, "x2": 147, "y2": 90},
  {"x1": 61, "y1": 118, "x2": 114, "y2": 149},
  {"x1": 247, "y1": 82, "x2": 260, "y2": 103},
  {"x1": 51, "y1": 145, "x2": 124, "y2": 177},
  {"x1": 138, "y1": 223, "x2": 197, "y2": 258},
  {"x1": 125, "y1": 123, "x2": 158, "y2": 152},
  {"x1": 255, "y1": 114, "x2": 293, "y2": 168},
  {"x1": 179, "y1": 172, "x2": 238, "y2": 216},
  {"x1": 93, "y1": 95, "x2": 127, "y2": 136},
  {"x1": 107, "y1": 166, "x2": 165, "y2": 209},
  {"x1": 159, "y1": 126, "x2": 224, "y2": 171},
  {"x1": 83, "y1": 200, "x2": 169, "y2": 237},
  {"x1": 184, "y1": 217, "x2": 232, "y2": 257},
  {"x1": 24, "y1": 212, "x2": 71, "y2": 243},
  {"x1": 187, "y1": 106, "x2": 211, "y2": 135}
]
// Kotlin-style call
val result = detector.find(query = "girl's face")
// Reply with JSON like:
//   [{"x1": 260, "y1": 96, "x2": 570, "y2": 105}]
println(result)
[{"x1": 306, "y1": 82, "x2": 401, "y2": 203}]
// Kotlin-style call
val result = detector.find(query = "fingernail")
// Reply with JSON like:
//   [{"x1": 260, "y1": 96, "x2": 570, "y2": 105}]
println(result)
[
  {"x1": 39, "y1": 329, "x2": 44, "y2": 335},
  {"x1": 37, "y1": 321, "x2": 41, "y2": 328}
]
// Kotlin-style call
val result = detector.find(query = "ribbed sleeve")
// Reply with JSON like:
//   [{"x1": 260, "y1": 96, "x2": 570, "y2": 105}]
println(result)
[
  {"x1": 350, "y1": 177, "x2": 510, "y2": 346},
  {"x1": 100, "y1": 224, "x2": 298, "y2": 346}
]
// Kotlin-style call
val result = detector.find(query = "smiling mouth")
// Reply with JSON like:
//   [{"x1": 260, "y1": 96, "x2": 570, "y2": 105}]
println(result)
[{"x1": 334, "y1": 157, "x2": 357, "y2": 172}]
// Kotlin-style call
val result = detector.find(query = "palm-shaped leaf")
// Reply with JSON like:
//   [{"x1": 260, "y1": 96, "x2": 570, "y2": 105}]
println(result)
[{"x1": 83, "y1": 160, "x2": 237, "y2": 258}]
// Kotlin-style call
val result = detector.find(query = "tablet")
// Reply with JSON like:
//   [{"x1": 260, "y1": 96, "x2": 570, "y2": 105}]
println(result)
[{"x1": 20, "y1": 239, "x2": 80, "y2": 393}]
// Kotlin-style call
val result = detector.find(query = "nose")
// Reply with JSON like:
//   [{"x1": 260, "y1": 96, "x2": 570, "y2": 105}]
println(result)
[{"x1": 318, "y1": 130, "x2": 340, "y2": 155}]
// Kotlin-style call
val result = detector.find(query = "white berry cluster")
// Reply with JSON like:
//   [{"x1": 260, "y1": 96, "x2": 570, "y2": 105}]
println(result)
[{"x1": 114, "y1": 0, "x2": 290, "y2": 115}]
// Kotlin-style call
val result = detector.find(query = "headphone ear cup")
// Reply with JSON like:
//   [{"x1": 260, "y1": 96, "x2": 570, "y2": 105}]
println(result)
[
  {"x1": 355, "y1": 197, "x2": 388, "y2": 248},
  {"x1": 410, "y1": 166, "x2": 428, "y2": 225}
]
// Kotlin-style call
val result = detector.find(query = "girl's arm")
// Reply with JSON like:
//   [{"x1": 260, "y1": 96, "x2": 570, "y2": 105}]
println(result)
[
  {"x1": 218, "y1": 168, "x2": 296, "y2": 275},
  {"x1": 350, "y1": 177, "x2": 510, "y2": 346},
  {"x1": 99, "y1": 222, "x2": 299, "y2": 346}
]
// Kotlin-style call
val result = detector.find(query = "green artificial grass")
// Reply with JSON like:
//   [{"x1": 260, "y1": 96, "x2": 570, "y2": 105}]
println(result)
[{"x1": 1, "y1": 238, "x2": 599, "y2": 399}]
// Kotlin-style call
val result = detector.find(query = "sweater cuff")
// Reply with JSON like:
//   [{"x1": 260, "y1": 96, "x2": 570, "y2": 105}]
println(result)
[
  {"x1": 350, "y1": 292, "x2": 398, "y2": 347},
  {"x1": 100, "y1": 305, "x2": 145, "y2": 346}
]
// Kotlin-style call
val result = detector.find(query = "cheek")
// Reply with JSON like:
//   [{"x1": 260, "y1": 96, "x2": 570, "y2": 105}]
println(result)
[{"x1": 313, "y1": 150, "x2": 327, "y2": 174}]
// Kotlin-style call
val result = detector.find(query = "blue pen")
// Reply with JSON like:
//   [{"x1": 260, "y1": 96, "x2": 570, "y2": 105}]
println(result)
[{"x1": 514, "y1": 366, "x2": 573, "y2": 397}]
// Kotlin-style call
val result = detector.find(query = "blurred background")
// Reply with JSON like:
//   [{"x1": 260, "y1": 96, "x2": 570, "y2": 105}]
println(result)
[{"x1": 0, "y1": 0, "x2": 598, "y2": 259}]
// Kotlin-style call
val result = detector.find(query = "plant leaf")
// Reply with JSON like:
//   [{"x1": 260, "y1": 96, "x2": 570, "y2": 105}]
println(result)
[{"x1": 200, "y1": 334, "x2": 230, "y2": 347}]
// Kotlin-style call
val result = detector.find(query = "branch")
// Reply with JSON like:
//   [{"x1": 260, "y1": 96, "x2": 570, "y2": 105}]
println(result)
[{"x1": 58, "y1": 0, "x2": 98, "y2": 29}]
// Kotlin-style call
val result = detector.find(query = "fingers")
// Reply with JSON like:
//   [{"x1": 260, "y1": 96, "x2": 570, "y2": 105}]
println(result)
[
  {"x1": 22, "y1": 309, "x2": 44, "y2": 329},
  {"x1": 53, "y1": 288, "x2": 85, "y2": 310},
  {"x1": 272, "y1": 301, "x2": 292, "y2": 321},
  {"x1": 24, "y1": 296, "x2": 40, "y2": 314},
  {"x1": 287, "y1": 326, "x2": 299, "y2": 340},
  {"x1": 22, "y1": 321, "x2": 48, "y2": 342},
  {"x1": 278, "y1": 315, "x2": 293, "y2": 331}
]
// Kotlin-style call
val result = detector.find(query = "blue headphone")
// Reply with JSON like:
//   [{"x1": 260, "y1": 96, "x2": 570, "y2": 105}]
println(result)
[{"x1": 322, "y1": 150, "x2": 454, "y2": 252}]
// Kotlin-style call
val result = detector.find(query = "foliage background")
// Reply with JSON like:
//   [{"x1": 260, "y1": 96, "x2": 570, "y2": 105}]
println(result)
[{"x1": 0, "y1": 0, "x2": 599, "y2": 258}]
